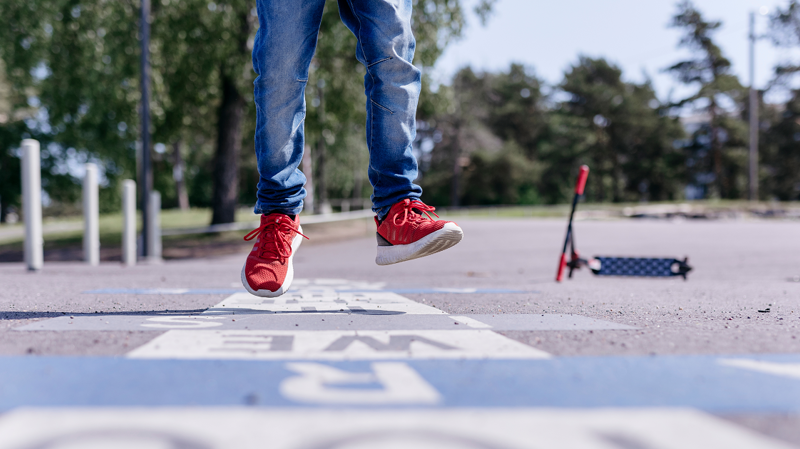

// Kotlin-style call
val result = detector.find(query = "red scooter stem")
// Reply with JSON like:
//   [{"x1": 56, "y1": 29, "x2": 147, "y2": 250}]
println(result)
[
  {"x1": 556, "y1": 253, "x2": 568, "y2": 282},
  {"x1": 575, "y1": 165, "x2": 589, "y2": 195},
  {"x1": 556, "y1": 165, "x2": 590, "y2": 282}
]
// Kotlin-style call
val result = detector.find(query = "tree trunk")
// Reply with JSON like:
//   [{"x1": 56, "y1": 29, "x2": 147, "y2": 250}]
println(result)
[
  {"x1": 450, "y1": 118, "x2": 463, "y2": 208},
  {"x1": 315, "y1": 83, "x2": 331, "y2": 214},
  {"x1": 302, "y1": 144, "x2": 315, "y2": 214},
  {"x1": 709, "y1": 100, "x2": 722, "y2": 199},
  {"x1": 451, "y1": 159, "x2": 462, "y2": 208},
  {"x1": 172, "y1": 140, "x2": 189, "y2": 210},
  {"x1": 352, "y1": 165, "x2": 363, "y2": 206},
  {"x1": 316, "y1": 133, "x2": 328, "y2": 213},
  {"x1": 211, "y1": 72, "x2": 245, "y2": 224},
  {"x1": 612, "y1": 148, "x2": 623, "y2": 202}
]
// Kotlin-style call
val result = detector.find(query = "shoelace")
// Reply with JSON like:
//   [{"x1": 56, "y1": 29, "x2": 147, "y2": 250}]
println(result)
[
  {"x1": 244, "y1": 216, "x2": 308, "y2": 262},
  {"x1": 392, "y1": 199, "x2": 439, "y2": 226}
]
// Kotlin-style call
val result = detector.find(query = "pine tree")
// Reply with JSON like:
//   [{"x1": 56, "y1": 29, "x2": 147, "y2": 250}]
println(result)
[{"x1": 666, "y1": 1, "x2": 747, "y2": 199}]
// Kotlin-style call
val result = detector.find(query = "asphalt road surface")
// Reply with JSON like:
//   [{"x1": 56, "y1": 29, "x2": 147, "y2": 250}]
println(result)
[{"x1": 1, "y1": 217, "x2": 799, "y2": 448}]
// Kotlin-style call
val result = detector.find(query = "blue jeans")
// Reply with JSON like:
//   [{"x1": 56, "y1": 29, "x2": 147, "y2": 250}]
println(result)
[{"x1": 252, "y1": 0, "x2": 423, "y2": 219}]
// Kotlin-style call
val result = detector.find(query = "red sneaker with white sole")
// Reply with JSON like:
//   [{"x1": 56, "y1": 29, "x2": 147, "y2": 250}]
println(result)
[
  {"x1": 241, "y1": 213, "x2": 307, "y2": 297},
  {"x1": 375, "y1": 199, "x2": 463, "y2": 265}
]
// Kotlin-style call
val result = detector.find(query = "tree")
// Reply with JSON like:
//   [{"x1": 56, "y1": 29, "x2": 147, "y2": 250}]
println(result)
[
  {"x1": 417, "y1": 67, "x2": 502, "y2": 207},
  {"x1": 558, "y1": 57, "x2": 686, "y2": 202},
  {"x1": 666, "y1": 1, "x2": 746, "y2": 199},
  {"x1": 419, "y1": 64, "x2": 546, "y2": 206},
  {"x1": 761, "y1": 1, "x2": 800, "y2": 201},
  {"x1": 0, "y1": 0, "x2": 494, "y2": 223},
  {"x1": 0, "y1": 62, "x2": 23, "y2": 222},
  {"x1": 759, "y1": 91, "x2": 800, "y2": 201}
]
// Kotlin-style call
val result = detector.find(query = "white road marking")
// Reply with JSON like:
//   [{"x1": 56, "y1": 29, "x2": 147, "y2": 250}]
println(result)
[
  {"x1": 145, "y1": 288, "x2": 191, "y2": 294},
  {"x1": 140, "y1": 316, "x2": 226, "y2": 329},
  {"x1": 280, "y1": 362, "x2": 442, "y2": 405},
  {"x1": 718, "y1": 358, "x2": 800, "y2": 380},
  {"x1": 127, "y1": 330, "x2": 550, "y2": 360},
  {"x1": 449, "y1": 316, "x2": 493, "y2": 328},
  {"x1": 221, "y1": 291, "x2": 414, "y2": 304},
  {"x1": 207, "y1": 302, "x2": 444, "y2": 315},
  {"x1": 209, "y1": 291, "x2": 446, "y2": 315},
  {"x1": 0, "y1": 408, "x2": 793, "y2": 449},
  {"x1": 292, "y1": 277, "x2": 386, "y2": 290},
  {"x1": 434, "y1": 288, "x2": 477, "y2": 293}
]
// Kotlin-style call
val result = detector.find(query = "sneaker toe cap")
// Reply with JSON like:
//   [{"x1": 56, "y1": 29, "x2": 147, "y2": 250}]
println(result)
[{"x1": 244, "y1": 259, "x2": 287, "y2": 292}]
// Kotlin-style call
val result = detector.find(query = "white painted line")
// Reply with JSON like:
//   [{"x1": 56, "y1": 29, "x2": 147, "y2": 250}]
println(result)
[
  {"x1": 141, "y1": 288, "x2": 191, "y2": 295},
  {"x1": 291, "y1": 278, "x2": 386, "y2": 291},
  {"x1": 449, "y1": 316, "x2": 492, "y2": 328},
  {"x1": 0, "y1": 408, "x2": 793, "y2": 449},
  {"x1": 216, "y1": 291, "x2": 420, "y2": 306},
  {"x1": 433, "y1": 288, "x2": 477, "y2": 293},
  {"x1": 127, "y1": 330, "x2": 551, "y2": 360},
  {"x1": 718, "y1": 358, "x2": 800, "y2": 380},
  {"x1": 208, "y1": 291, "x2": 446, "y2": 315},
  {"x1": 207, "y1": 302, "x2": 445, "y2": 316},
  {"x1": 280, "y1": 362, "x2": 441, "y2": 405},
  {"x1": 140, "y1": 316, "x2": 226, "y2": 329}
]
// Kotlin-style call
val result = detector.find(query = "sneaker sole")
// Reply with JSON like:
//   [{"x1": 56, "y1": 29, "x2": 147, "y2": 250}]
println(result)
[
  {"x1": 375, "y1": 222, "x2": 463, "y2": 266},
  {"x1": 240, "y1": 226, "x2": 304, "y2": 297}
]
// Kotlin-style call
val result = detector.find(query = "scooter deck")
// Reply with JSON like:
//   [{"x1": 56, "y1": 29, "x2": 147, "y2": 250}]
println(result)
[{"x1": 590, "y1": 256, "x2": 692, "y2": 279}]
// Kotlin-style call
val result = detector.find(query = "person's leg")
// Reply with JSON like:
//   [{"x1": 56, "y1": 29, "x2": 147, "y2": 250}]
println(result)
[
  {"x1": 338, "y1": 0, "x2": 462, "y2": 266},
  {"x1": 252, "y1": 0, "x2": 326, "y2": 216},
  {"x1": 243, "y1": 0, "x2": 324, "y2": 297},
  {"x1": 337, "y1": 0, "x2": 423, "y2": 220}
]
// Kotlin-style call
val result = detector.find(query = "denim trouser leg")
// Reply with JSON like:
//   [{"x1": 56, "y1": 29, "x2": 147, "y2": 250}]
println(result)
[
  {"x1": 252, "y1": 0, "x2": 326, "y2": 216},
  {"x1": 338, "y1": 0, "x2": 423, "y2": 218},
  {"x1": 252, "y1": 0, "x2": 422, "y2": 218}
]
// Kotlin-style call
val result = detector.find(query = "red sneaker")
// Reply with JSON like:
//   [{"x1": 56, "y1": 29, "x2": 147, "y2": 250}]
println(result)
[
  {"x1": 375, "y1": 199, "x2": 463, "y2": 265},
  {"x1": 241, "y1": 213, "x2": 308, "y2": 297}
]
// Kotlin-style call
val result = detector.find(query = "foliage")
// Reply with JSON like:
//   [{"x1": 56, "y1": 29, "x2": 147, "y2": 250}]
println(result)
[
  {"x1": 760, "y1": 91, "x2": 800, "y2": 200},
  {"x1": 419, "y1": 65, "x2": 544, "y2": 206},
  {"x1": 0, "y1": 0, "x2": 491, "y2": 222},
  {"x1": 460, "y1": 143, "x2": 541, "y2": 205},
  {"x1": 558, "y1": 57, "x2": 686, "y2": 202},
  {"x1": 760, "y1": 1, "x2": 800, "y2": 201},
  {"x1": 2, "y1": 0, "x2": 798, "y2": 225},
  {"x1": 420, "y1": 59, "x2": 686, "y2": 207},
  {"x1": 666, "y1": 0, "x2": 747, "y2": 199}
]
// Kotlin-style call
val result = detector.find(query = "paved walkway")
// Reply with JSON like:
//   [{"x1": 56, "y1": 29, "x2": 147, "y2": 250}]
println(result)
[{"x1": 0, "y1": 218, "x2": 799, "y2": 448}]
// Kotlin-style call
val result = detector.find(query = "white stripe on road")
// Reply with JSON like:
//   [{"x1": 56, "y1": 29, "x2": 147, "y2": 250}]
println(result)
[
  {"x1": 127, "y1": 329, "x2": 550, "y2": 360},
  {"x1": 449, "y1": 315, "x2": 493, "y2": 328},
  {"x1": 208, "y1": 291, "x2": 447, "y2": 315},
  {"x1": 0, "y1": 408, "x2": 793, "y2": 449},
  {"x1": 718, "y1": 358, "x2": 800, "y2": 380}
]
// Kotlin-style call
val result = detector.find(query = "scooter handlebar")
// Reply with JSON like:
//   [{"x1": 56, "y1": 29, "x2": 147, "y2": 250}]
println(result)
[{"x1": 575, "y1": 165, "x2": 589, "y2": 195}]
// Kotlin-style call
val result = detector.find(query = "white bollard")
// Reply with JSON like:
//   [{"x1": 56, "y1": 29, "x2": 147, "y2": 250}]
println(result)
[
  {"x1": 147, "y1": 191, "x2": 161, "y2": 261},
  {"x1": 83, "y1": 163, "x2": 100, "y2": 266},
  {"x1": 21, "y1": 139, "x2": 43, "y2": 271},
  {"x1": 122, "y1": 180, "x2": 137, "y2": 266}
]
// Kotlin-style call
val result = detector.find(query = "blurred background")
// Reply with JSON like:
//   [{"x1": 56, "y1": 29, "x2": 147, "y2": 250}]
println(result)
[{"x1": 1, "y1": 0, "x2": 799, "y2": 259}]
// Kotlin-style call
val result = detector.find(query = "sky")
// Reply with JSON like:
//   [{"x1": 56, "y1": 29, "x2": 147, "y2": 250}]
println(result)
[{"x1": 433, "y1": 0, "x2": 800, "y2": 103}]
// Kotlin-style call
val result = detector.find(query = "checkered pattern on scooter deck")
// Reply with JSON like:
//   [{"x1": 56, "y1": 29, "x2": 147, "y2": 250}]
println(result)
[{"x1": 594, "y1": 257, "x2": 681, "y2": 277}]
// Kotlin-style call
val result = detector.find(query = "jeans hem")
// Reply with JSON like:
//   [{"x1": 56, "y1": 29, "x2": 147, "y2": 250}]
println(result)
[{"x1": 254, "y1": 203, "x2": 304, "y2": 217}]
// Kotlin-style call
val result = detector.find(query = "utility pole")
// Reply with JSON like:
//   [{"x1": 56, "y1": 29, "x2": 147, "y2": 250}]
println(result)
[
  {"x1": 140, "y1": 0, "x2": 152, "y2": 257},
  {"x1": 749, "y1": 11, "x2": 759, "y2": 201}
]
